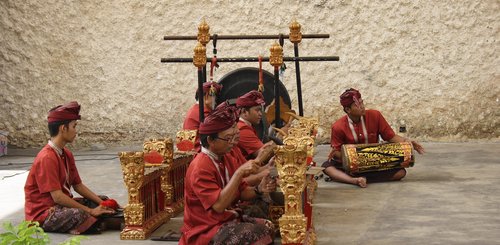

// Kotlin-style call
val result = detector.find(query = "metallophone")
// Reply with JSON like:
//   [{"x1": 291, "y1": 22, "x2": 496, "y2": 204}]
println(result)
[{"x1": 119, "y1": 131, "x2": 196, "y2": 240}]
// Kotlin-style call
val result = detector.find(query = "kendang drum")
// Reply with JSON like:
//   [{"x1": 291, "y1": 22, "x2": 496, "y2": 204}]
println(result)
[{"x1": 341, "y1": 142, "x2": 414, "y2": 175}]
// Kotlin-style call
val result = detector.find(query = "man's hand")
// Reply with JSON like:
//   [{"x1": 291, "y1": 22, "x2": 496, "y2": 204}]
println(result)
[
  {"x1": 236, "y1": 160, "x2": 260, "y2": 178},
  {"x1": 89, "y1": 205, "x2": 115, "y2": 217},
  {"x1": 411, "y1": 141, "x2": 425, "y2": 154},
  {"x1": 255, "y1": 142, "x2": 275, "y2": 164},
  {"x1": 327, "y1": 147, "x2": 337, "y2": 160},
  {"x1": 258, "y1": 173, "x2": 277, "y2": 193}
]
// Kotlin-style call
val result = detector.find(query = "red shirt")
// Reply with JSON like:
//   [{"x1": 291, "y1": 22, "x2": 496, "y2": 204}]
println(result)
[
  {"x1": 183, "y1": 103, "x2": 211, "y2": 130},
  {"x1": 331, "y1": 109, "x2": 395, "y2": 154},
  {"x1": 237, "y1": 120, "x2": 263, "y2": 159},
  {"x1": 180, "y1": 152, "x2": 247, "y2": 245},
  {"x1": 24, "y1": 145, "x2": 82, "y2": 223},
  {"x1": 183, "y1": 104, "x2": 211, "y2": 152},
  {"x1": 224, "y1": 146, "x2": 247, "y2": 178}
]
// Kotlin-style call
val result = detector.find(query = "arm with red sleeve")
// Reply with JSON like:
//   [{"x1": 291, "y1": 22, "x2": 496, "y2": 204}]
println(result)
[
  {"x1": 375, "y1": 111, "x2": 396, "y2": 141},
  {"x1": 39, "y1": 151, "x2": 113, "y2": 217},
  {"x1": 237, "y1": 124, "x2": 264, "y2": 159},
  {"x1": 209, "y1": 160, "x2": 259, "y2": 213},
  {"x1": 376, "y1": 110, "x2": 425, "y2": 154},
  {"x1": 329, "y1": 121, "x2": 347, "y2": 160}
]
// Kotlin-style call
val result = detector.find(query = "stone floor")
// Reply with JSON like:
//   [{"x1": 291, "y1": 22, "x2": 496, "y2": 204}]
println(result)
[{"x1": 1, "y1": 142, "x2": 499, "y2": 245}]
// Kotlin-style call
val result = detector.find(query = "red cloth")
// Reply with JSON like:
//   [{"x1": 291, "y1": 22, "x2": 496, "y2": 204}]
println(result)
[
  {"x1": 237, "y1": 120, "x2": 264, "y2": 159},
  {"x1": 144, "y1": 151, "x2": 163, "y2": 164},
  {"x1": 183, "y1": 104, "x2": 212, "y2": 152},
  {"x1": 183, "y1": 104, "x2": 211, "y2": 131},
  {"x1": 100, "y1": 199, "x2": 119, "y2": 210},
  {"x1": 180, "y1": 153, "x2": 247, "y2": 245},
  {"x1": 202, "y1": 82, "x2": 223, "y2": 94},
  {"x1": 24, "y1": 145, "x2": 82, "y2": 223},
  {"x1": 331, "y1": 110, "x2": 396, "y2": 161},
  {"x1": 224, "y1": 146, "x2": 247, "y2": 177},
  {"x1": 196, "y1": 82, "x2": 223, "y2": 100},
  {"x1": 236, "y1": 90, "x2": 265, "y2": 108},
  {"x1": 47, "y1": 101, "x2": 81, "y2": 123},
  {"x1": 198, "y1": 103, "x2": 239, "y2": 135},
  {"x1": 340, "y1": 88, "x2": 362, "y2": 107}
]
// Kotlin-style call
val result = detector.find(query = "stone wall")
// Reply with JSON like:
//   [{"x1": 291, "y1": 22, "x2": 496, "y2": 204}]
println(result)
[{"x1": 1, "y1": 0, "x2": 498, "y2": 148}]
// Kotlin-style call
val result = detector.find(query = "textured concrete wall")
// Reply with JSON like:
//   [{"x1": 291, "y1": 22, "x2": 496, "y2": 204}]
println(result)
[{"x1": 1, "y1": 0, "x2": 498, "y2": 148}]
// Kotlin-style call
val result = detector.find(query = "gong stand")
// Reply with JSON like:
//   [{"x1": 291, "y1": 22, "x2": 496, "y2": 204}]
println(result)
[{"x1": 161, "y1": 19, "x2": 339, "y2": 128}]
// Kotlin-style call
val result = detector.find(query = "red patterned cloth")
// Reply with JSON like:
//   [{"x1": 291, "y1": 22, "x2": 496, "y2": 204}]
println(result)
[
  {"x1": 198, "y1": 103, "x2": 239, "y2": 135},
  {"x1": 202, "y1": 82, "x2": 222, "y2": 94},
  {"x1": 236, "y1": 91, "x2": 265, "y2": 108},
  {"x1": 47, "y1": 101, "x2": 81, "y2": 123},
  {"x1": 340, "y1": 88, "x2": 362, "y2": 107}
]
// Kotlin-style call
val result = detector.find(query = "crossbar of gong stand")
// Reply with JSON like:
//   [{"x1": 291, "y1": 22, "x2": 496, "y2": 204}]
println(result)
[
  {"x1": 161, "y1": 56, "x2": 339, "y2": 63},
  {"x1": 163, "y1": 34, "x2": 329, "y2": 41}
]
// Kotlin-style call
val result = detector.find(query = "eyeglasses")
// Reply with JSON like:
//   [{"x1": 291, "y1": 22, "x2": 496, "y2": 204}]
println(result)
[{"x1": 214, "y1": 134, "x2": 237, "y2": 142}]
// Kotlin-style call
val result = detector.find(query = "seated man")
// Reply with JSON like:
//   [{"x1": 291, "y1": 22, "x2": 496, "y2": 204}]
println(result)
[
  {"x1": 183, "y1": 82, "x2": 223, "y2": 152},
  {"x1": 24, "y1": 101, "x2": 121, "y2": 234},
  {"x1": 235, "y1": 90, "x2": 267, "y2": 160},
  {"x1": 181, "y1": 103, "x2": 275, "y2": 245},
  {"x1": 235, "y1": 91, "x2": 276, "y2": 183},
  {"x1": 322, "y1": 88, "x2": 425, "y2": 188}
]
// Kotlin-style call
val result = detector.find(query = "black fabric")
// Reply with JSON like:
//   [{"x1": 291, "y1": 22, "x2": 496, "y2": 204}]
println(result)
[{"x1": 322, "y1": 160, "x2": 406, "y2": 183}]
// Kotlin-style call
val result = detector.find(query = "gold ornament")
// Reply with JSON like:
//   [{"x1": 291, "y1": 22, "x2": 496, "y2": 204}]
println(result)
[
  {"x1": 289, "y1": 19, "x2": 302, "y2": 44},
  {"x1": 197, "y1": 19, "x2": 210, "y2": 46},
  {"x1": 269, "y1": 42, "x2": 283, "y2": 67},
  {"x1": 193, "y1": 42, "x2": 207, "y2": 68}
]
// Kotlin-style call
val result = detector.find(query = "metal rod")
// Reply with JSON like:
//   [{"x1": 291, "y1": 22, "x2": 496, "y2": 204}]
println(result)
[
  {"x1": 202, "y1": 66, "x2": 207, "y2": 84},
  {"x1": 197, "y1": 68, "x2": 204, "y2": 123},
  {"x1": 274, "y1": 66, "x2": 281, "y2": 128},
  {"x1": 163, "y1": 34, "x2": 329, "y2": 41},
  {"x1": 161, "y1": 56, "x2": 339, "y2": 63},
  {"x1": 294, "y1": 43, "x2": 304, "y2": 116}
]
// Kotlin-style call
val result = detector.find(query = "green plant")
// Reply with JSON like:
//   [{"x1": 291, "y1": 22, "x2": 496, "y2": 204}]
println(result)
[{"x1": 0, "y1": 221, "x2": 87, "y2": 245}]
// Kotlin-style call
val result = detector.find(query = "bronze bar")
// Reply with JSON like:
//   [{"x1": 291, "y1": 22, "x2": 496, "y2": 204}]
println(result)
[{"x1": 164, "y1": 34, "x2": 329, "y2": 40}]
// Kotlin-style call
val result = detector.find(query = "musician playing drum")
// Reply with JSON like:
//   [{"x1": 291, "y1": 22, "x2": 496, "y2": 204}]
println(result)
[{"x1": 322, "y1": 88, "x2": 425, "y2": 188}]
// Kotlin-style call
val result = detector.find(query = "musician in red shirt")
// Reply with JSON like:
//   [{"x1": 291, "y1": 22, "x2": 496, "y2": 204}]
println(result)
[
  {"x1": 235, "y1": 90, "x2": 275, "y2": 160},
  {"x1": 183, "y1": 81, "x2": 223, "y2": 151},
  {"x1": 322, "y1": 88, "x2": 425, "y2": 187},
  {"x1": 181, "y1": 103, "x2": 275, "y2": 245},
  {"x1": 24, "y1": 101, "x2": 121, "y2": 234}
]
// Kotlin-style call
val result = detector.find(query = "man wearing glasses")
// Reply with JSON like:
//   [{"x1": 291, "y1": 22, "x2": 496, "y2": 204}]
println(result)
[
  {"x1": 180, "y1": 103, "x2": 276, "y2": 245},
  {"x1": 322, "y1": 88, "x2": 425, "y2": 188}
]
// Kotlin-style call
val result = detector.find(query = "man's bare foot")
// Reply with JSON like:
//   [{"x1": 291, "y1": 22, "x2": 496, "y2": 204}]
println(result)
[{"x1": 356, "y1": 177, "x2": 367, "y2": 188}]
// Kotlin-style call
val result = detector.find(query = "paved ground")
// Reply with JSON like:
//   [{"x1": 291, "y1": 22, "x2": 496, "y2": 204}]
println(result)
[{"x1": 1, "y1": 142, "x2": 499, "y2": 245}]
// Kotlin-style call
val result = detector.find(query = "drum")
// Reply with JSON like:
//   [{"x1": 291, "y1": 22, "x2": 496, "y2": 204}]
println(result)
[{"x1": 341, "y1": 142, "x2": 414, "y2": 175}]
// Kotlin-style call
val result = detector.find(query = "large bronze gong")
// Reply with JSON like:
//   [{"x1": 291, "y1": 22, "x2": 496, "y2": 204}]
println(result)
[{"x1": 216, "y1": 67, "x2": 292, "y2": 140}]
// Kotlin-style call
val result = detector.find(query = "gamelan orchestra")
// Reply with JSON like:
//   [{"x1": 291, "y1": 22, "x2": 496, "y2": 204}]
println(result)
[{"x1": 23, "y1": 20, "x2": 425, "y2": 245}]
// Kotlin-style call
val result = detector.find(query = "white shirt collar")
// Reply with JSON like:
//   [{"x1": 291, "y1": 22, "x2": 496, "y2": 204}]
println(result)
[
  {"x1": 239, "y1": 117, "x2": 252, "y2": 126},
  {"x1": 201, "y1": 147, "x2": 220, "y2": 161},
  {"x1": 48, "y1": 140, "x2": 63, "y2": 156}
]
